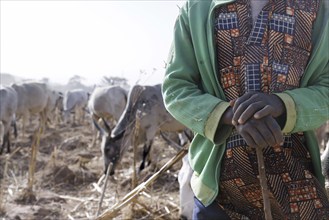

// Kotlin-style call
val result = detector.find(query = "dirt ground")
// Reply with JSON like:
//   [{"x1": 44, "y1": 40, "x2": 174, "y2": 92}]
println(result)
[
  {"x1": 0, "y1": 118, "x2": 184, "y2": 220},
  {"x1": 1, "y1": 117, "x2": 329, "y2": 220}
]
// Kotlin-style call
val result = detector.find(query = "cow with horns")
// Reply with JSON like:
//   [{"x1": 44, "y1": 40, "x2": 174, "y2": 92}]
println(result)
[
  {"x1": 99, "y1": 84, "x2": 188, "y2": 175},
  {"x1": 87, "y1": 85, "x2": 127, "y2": 147}
]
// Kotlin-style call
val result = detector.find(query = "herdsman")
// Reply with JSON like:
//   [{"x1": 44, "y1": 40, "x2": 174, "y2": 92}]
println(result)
[{"x1": 162, "y1": 0, "x2": 329, "y2": 219}]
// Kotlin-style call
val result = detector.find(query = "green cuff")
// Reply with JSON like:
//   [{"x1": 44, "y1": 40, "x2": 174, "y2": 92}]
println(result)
[
  {"x1": 274, "y1": 93, "x2": 297, "y2": 134},
  {"x1": 204, "y1": 101, "x2": 231, "y2": 144},
  {"x1": 190, "y1": 172, "x2": 217, "y2": 207}
]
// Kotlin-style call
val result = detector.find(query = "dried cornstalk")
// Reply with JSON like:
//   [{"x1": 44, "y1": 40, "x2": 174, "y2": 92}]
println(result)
[
  {"x1": 17, "y1": 118, "x2": 45, "y2": 203},
  {"x1": 0, "y1": 147, "x2": 22, "y2": 214},
  {"x1": 2, "y1": 147, "x2": 22, "y2": 178},
  {"x1": 58, "y1": 195, "x2": 97, "y2": 202},
  {"x1": 96, "y1": 146, "x2": 188, "y2": 220},
  {"x1": 27, "y1": 124, "x2": 43, "y2": 192}
]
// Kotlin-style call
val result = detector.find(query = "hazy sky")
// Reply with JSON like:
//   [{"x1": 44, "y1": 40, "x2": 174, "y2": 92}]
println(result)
[{"x1": 1, "y1": 0, "x2": 184, "y2": 85}]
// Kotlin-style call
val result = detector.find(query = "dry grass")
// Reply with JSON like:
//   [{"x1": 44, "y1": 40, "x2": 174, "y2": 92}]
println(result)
[
  {"x1": 2, "y1": 118, "x2": 328, "y2": 220},
  {"x1": 0, "y1": 118, "x2": 183, "y2": 220},
  {"x1": 97, "y1": 146, "x2": 187, "y2": 219}
]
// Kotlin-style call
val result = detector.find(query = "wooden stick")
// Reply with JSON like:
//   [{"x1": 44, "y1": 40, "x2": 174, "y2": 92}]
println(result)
[
  {"x1": 96, "y1": 163, "x2": 112, "y2": 217},
  {"x1": 229, "y1": 100, "x2": 272, "y2": 219},
  {"x1": 256, "y1": 147, "x2": 272, "y2": 220}
]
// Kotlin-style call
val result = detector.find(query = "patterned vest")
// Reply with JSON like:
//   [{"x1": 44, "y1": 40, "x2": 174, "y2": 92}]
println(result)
[
  {"x1": 214, "y1": 0, "x2": 329, "y2": 219},
  {"x1": 215, "y1": 0, "x2": 320, "y2": 98}
]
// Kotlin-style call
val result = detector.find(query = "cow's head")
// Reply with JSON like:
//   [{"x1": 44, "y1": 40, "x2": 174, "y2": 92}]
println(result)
[{"x1": 100, "y1": 118, "x2": 125, "y2": 175}]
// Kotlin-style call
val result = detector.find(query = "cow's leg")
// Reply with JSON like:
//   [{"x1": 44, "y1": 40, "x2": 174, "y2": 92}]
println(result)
[
  {"x1": 80, "y1": 108, "x2": 84, "y2": 125},
  {"x1": 55, "y1": 108, "x2": 61, "y2": 125},
  {"x1": 0, "y1": 141, "x2": 4, "y2": 155},
  {"x1": 73, "y1": 107, "x2": 77, "y2": 125},
  {"x1": 41, "y1": 110, "x2": 47, "y2": 130},
  {"x1": 76, "y1": 105, "x2": 84, "y2": 125},
  {"x1": 63, "y1": 111, "x2": 67, "y2": 125},
  {"x1": 75, "y1": 107, "x2": 80, "y2": 125},
  {"x1": 0, "y1": 122, "x2": 3, "y2": 147},
  {"x1": 0, "y1": 133, "x2": 4, "y2": 155},
  {"x1": 139, "y1": 140, "x2": 153, "y2": 171},
  {"x1": 0, "y1": 129, "x2": 10, "y2": 154},
  {"x1": 1, "y1": 121, "x2": 12, "y2": 154},
  {"x1": 22, "y1": 113, "x2": 28, "y2": 138},
  {"x1": 45, "y1": 108, "x2": 54, "y2": 129},
  {"x1": 5, "y1": 130, "x2": 11, "y2": 154},
  {"x1": 76, "y1": 106, "x2": 82, "y2": 125},
  {"x1": 12, "y1": 120, "x2": 17, "y2": 139},
  {"x1": 39, "y1": 110, "x2": 47, "y2": 131},
  {"x1": 90, "y1": 114, "x2": 100, "y2": 148}
]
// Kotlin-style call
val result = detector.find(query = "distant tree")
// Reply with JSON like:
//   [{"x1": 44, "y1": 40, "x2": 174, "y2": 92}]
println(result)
[
  {"x1": 64, "y1": 75, "x2": 93, "y2": 92},
  {"x1": 41, "y1": 77, "x2": 49, "y2": 84},
  {"x1": 135, "y1": 68, "x2": 158, "y2": 85},
  {"x1": 100, "y1": 76, "x2": 130, "y2": 92},
  {"x1": 101, "y1": 76, "x2": 128, "y2": 86},
  {"x1": 0, "y1": 73, "x2": 16, "y2": 85},
  {"x1": 68, "y1": 75, "x2": 85, "y2": 85}
]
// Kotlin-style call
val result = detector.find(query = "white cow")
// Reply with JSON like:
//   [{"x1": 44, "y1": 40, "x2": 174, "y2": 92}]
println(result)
[
  {"x1": 54, "y1": 94, "x2": 64, "y2": 124},
  {"x1": 88, "y1": 85, "x2": 127, "y2": 147},
  {"x1": 100, "y1": 84, "x2": 193, "y2": 219},
  {"x1": 63, "y1": 89, "x2": 89, "y2": 125},
  {"x1": 11, "y1": 82, "x2": 49, "y2": 136},
  {"x1": 45, "y1": 90, "x2": 63, "y2": 126},
  {"x1": 0, "y1": 85, "x2": 18, "y2": 154},
  {"x1": 101, "y1": 84, "x2": 187, "y2": 175}
]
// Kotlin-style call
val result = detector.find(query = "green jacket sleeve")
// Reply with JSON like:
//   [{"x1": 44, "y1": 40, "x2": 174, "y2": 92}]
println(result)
[
  {"x1": 275, "y1": 19, "x2": 329, "y2": 134},
  {"x1": 162, "y1": 3, "x2": 231, "y2": 145}
]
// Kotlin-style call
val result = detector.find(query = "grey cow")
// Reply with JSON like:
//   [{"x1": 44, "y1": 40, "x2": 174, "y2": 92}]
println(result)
[
  {"x1": 11, "y1": 82, "x2": 49, "y2": 137},
  {"x1": 0, "y1": 85, "x2": 18, "y2": 154},
  {"x1": 88, "y1": 85, "x2": 127, "y2": 147},
  {"x1": 63, "y1": 89, "x2": 89, "y2": 125},
  {"x1": 100, "y1": 84, "x2": 186, "y2": 175}
]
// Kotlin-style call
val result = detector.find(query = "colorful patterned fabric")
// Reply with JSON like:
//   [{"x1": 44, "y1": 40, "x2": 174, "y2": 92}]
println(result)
[{"x1": 214, "y1": 0, "x2": 329, "y2": 219}]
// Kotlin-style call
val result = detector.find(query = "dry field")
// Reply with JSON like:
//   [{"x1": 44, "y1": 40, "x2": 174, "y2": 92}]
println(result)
[
  {"x1": 1, "y1": 118, "x2": 328, "y2": 220},
  {"x1": 0, "y1": 118, "x2": 183, "y2": 220}
]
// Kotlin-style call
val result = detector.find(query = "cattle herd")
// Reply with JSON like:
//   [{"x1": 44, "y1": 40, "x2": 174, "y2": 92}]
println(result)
[{"x1": 0, "y1": 81, "x2": 329, "y2": 219}]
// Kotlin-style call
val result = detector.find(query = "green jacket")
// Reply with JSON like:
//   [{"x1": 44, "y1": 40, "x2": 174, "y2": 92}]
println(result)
[{"x1": 162, "y1": 0, "x2": 329, "y2": 206}]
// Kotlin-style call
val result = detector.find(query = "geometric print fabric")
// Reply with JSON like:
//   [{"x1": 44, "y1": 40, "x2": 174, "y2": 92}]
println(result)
[{"x1": 214, "y1": 0, "x2": 329, "y2": 219}]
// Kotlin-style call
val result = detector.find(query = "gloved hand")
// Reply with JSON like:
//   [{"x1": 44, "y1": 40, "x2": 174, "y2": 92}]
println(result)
[
  {"x1": 235, "y1": 115, "x2": 284, "y2": 148},
  {"x1": 231, "y1": 92, "x2": 285, "y2": 126}
]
